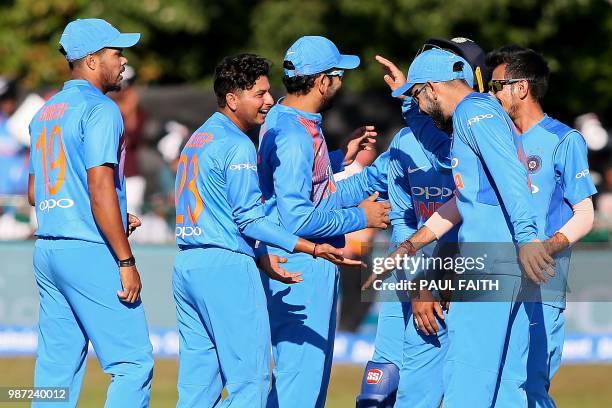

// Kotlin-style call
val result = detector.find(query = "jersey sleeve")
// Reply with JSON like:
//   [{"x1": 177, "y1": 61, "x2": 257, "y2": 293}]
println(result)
[
  {"x1": 388, "y1": 133, "x2": 418, "y2": 245},
  {"x1": 553, "y1": 131, "x2": 597, "y2": 205},
  {"x1": 267, "y1": 124, "x2": 367, "y2": 238},
  {"x1": 402, "y1": 97, "x2": 452, "y2": 171},
  {"x1": 458, "y1": 101, "x2": 538, "y2": 244},
  {"x1": 82, "y1": 102, "x2": 123, "y2": 169},
  {"x1": 334, "y1": 148, "x2": 390, "y2": 207},
  {"x1": 224, "y1": 139, "x2": 298, "y2": 252},
  {"x1": 328, "y1": 149, "x2": 345, "y2": 173}
]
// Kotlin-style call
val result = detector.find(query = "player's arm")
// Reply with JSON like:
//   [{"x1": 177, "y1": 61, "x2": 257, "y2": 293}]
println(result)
[
  {"x1": 84, "y1": 103, "x2": 140, "y2": 304},
  {"x1": 545, "y1": 132, "x2": 597, "y2": 254},
  {"x1": 402, "y1": 98, "x2": 452, "y2": 171},
  {"x1": 225, "y1": 140, "x2": 362, "y2": 267},
  {"x1": 463, "y1": 103, "x2": 553, "y2": 282},
  {"x1": 334, "y1": 148, "x2": 390, "y2": 208},
  {"x1": 28, "y1": 138, "x2": 35, "y2": 206},
  {"x1": 267, "y1": 126, "x2": 387, "y2": 238},
  {"x1": 463, "y1": 104, "x2": 538, "y2": 244},
  {"x1": 374, "y1": 55, "x2": 452, "y2": 171},
  {"x1": 28, "y1": 174, "x2": 35, "y2": 206},
  {"x1": 362, "y1": 143, "x2": 418, "y2": 289}
]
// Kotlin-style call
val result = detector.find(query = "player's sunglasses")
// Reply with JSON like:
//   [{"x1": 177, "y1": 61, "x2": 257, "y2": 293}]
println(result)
[
  {"x1": 488, "y1": 78, "x2": 532, "y2": 94},
  {"x1": 325, "y1": 69, "x2": 344, "y2": 78},
  {"x1": 411, "y1": 83, "x2": 428, "y2": 100}
]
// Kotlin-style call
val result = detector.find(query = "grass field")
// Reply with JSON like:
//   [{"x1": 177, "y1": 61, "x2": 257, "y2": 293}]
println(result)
[{"x1": 1, "y1": 358, "x2": 611, "y2": 407}]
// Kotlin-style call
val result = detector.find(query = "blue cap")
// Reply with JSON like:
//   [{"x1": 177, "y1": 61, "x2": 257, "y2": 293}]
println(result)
[
  {"x1": 392, "y1": 48, "x2": 474, "y2": 97},
  {"x1": 60, "y1": 18, "x2": 140, "y2": 61},
  {"x1": 283, "y1": 36, "x2": 360, "y2": 77}
]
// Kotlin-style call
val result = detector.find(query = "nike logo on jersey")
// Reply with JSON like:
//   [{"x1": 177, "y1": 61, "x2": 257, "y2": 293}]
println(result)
[
  {"x1": 407, "y1": 166, "x2": 426, "y2": 174},
  {"x1": 531, "y1": 184, "x2": 540, "y2": 194}
]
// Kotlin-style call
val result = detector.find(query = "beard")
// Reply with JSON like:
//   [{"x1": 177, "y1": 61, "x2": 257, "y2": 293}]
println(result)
[
  {"x1": 319, "y1": 86, "x2": 341, "y2": 112},
  {"x1": 101, "y1": 68, "x2": 122, "y2": 93},
  {"x1": 429, "y1": 99, "x2": 453, "y2": 134},
  {"x1": 507, "y1": 100, "x2": 519, "y2": 121}
]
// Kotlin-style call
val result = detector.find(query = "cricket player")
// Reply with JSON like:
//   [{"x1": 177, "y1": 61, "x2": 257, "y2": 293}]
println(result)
[
  {"x1": 486, "y1": 45, "x2": 596, "y2": 407},
  {"x1": 388, "y1": 48, "x2": 554, "y2": 407},
  {"x1": 257, "y1": 36, "x2": 391, "y2": 408},
  {"x1": 27, "y1": 19, "x2": 153, "y2": 408},
  {"x1": 172, "y1": 53, "x2": 363, "y2": 408},
  {"x1": 356, "y1": 37, "x2": 490, "y2": 408}
]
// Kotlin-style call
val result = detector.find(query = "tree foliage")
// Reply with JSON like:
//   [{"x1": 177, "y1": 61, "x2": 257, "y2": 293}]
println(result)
[{"x1": 0, "y1": 0, "x2": 610, "y2": 121}]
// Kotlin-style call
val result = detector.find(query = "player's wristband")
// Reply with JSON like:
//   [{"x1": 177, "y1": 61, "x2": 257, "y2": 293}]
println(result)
[
  {"x1": 118, "y1": 256, "x2": 136, "y2": 267},
  {"x1": 312, "y1": 243, "x2": 318, "y2": 258}
]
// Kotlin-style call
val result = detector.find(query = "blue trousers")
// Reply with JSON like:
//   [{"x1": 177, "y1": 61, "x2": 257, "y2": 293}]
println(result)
[
  {"x1": 396, "y1": 310, "x2": 448, "y2": 407},
  {"x1": 173, "y1": 248, "x2": 271, "y2": 408},
  {"x1": 444, "y1": 273, "x2": 529, "y2": 408},
  {"x1": 525, "y1": 303, "x2": 564, "y2": 408},
  {"x1": 369, "y1": 301, "x2": 448, "y2": 408},
  {"x1": 261, "y1": 253, "x2": 338, "y2": 408},
  {"x1": 33, "y1": 239, "x2": 154, "y2": 408},
  {"x1": 372, "y1": 301, "x2": 410, "y2": 368}
]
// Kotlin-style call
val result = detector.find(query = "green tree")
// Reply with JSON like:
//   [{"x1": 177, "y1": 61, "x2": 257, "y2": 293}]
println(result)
[{"x1": 0, "y1": 0, "x2": 610, "y2": 122}]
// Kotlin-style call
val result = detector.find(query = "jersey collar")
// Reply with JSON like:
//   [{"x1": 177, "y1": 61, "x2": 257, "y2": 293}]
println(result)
[
  {"x1": 275, "y1": 97, "x2": 322, "y2": 124},
  {"x1": 62, "y1": 79, "x2": 104, "y2": 96}
]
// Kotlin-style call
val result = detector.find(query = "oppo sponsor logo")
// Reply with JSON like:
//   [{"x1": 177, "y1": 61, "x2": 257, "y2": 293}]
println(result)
[
  {"x1": 38, "y1": 198, "x2": 74, "y2": 211},
  {"x1": 576, "y1": 169, "x2": 590, "y2": 179},
  {"x1": 175, "y1": 226, "x2": 203, "y2": 238},
  {"x1": 229, "y1": 163, "x2": 257, "y2": 171},
  {"x1": 411, "y1": 186, "x2": 454, "y2": 199},
  {"x1": 467, "y1": 114, "x2": 494, "y2": 127}
]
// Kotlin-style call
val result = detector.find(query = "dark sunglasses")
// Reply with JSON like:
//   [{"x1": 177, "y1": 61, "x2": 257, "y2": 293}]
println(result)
[
  {"x1": 411, "y1": 83, "x2": 428, "y2": 99},
  {"x1": 488, "y1": 78, "x2": 532, "y2": 94}
]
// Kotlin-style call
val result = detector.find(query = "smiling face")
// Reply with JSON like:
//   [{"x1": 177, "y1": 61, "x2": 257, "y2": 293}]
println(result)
[{"x1": 233, "y1": 75, "x2": 274, "y2": 128}]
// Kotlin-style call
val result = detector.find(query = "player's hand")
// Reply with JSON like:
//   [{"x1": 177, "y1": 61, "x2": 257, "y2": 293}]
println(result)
[
  {"x1": 519, "y1": 240, "x2": 556, "y2": 284},
  {"x1": 375, "y1": 55, "x2": 407, "y2": 94},
  {"x1": 412, "y1": 289, "x2": 445, "y2": 336},
  {"x1": 127, "y1": 213, "x2": 141, "y2": 237},
  {"x1": 117, "y1": 265, "x2": 142, "y2": 303},
  {"x1": 342, "y1": 125, "x2": 377, "y2": 166},
  {"x1": 314, "y1": 244, "x2": 365, "y2": 267},
  {"x1": 359, "y1": 192, "x2": 391, "y2": 229},
  {"x1": 258, "y1": 254, "x2": 303, "y2": 284},
  {"x1": 361, "y1": 239, "x2": 417, "y2": 290}
]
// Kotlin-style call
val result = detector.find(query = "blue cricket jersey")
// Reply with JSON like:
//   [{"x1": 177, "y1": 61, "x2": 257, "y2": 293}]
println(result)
[
  {"x1": 175, "y1": 112, "x2": 298, "y2": 257},
  {"x1": 257, "y1": 101, "x2": 367, "y2": 251},
  {"x1": 521, "y1": 115, "x2": 596, "y2": 239},
  {"x1": 387, "y1": 128, "x2": 459, "y2": 245},
  {"x1": 450, "y1": 93, "x2": 538, "y2": 246},
  {"x1": 521, "y1": 114, "x2": 597, "y2": 307},
  {"x1": 28, "y1": 80, "x2": 127, "y2": 243}
]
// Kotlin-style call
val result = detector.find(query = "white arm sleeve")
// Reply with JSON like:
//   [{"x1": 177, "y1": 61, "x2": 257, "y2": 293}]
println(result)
[
  {"x1": 424, "y1": 195, "x2": 462, "y2": 240},
  {"x1": 558, "y1": 197, "x2": 595, "y2": 245}
]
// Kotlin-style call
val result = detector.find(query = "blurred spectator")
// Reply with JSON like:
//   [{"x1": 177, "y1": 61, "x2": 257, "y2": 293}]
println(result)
[
  {"x1": 0, "y1": 77, "x2": 29, "y2": 195},
  {"x1": 111, "y1": 67, "x2": 182, "y2": 243},
  {"x1": 335, "y1": 147, "x2": 380, "y2": 332},
  {"x1": 0, "y1": 77, "x2": 34, "y2": 240},
  {"x1": 596, "y1": 163, "x2": 612, "y2": 227}
]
